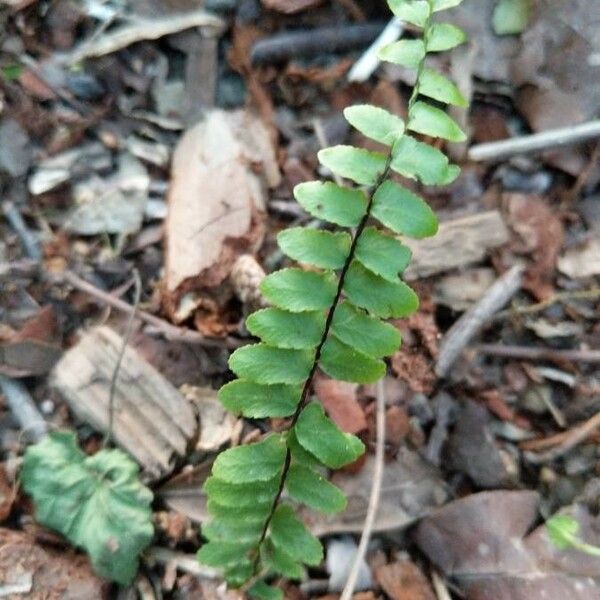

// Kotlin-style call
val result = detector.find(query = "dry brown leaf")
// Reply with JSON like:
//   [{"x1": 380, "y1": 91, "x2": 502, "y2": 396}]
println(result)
[
  {"x1": 558, "y1": 236, "x2": 600, "y2": 279},
  {"x1": 375, "y1": 560, "x2": 436, "y2": 600},
  {"x1": 164, "y1": 109, "x2": 279, "y2": 320},
  {"x1": 415, "y1": 491, "x2": 600, "y2": 600},
  {"x1": 314, "y1": 374, "x2": 367, "y2": 435}
]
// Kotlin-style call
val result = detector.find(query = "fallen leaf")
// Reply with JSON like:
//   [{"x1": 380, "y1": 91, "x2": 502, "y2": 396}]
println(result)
[
  {"x1": 164, "y1": 109, "x2": 279, "y2": 320},
  {"x1": 391, "y1": 350, "x2": 436, "y2": 395},
  {"x1": 0, "y1": 528, "x2": 109, "y2": 599},
  {"x1": 375, "y1": 560, "x2": 436, "y2": 600},
  {"x1": 314, "y1": 375, "x2": 367, "y2": 435},
  {"x1": 506, "y1": 194, "x2": 564, "y2": 299},
  {"x1": 261, "y1": 0, "x2": 324, "y2": 14},
  {"x1": 305, "y1": 449, "x2": 448, "y2": 537},
  {"x1": 558, "y1": 237, "x2": 600, "y2": 279},
  {"x1": 415, "y1": 491, "x2": 600, "y2": 600}
]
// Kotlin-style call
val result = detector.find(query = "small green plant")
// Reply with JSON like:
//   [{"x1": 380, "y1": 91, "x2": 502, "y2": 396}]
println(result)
[
  {"x1": 198, "y1": 0, "x2": 468, "y2": 596},
  {"x1": 547, "y1": 515, "x2": 600, "y2": 557},
  {"x1": 21, "y1": 431, "x2": 154, "y2": 585}
]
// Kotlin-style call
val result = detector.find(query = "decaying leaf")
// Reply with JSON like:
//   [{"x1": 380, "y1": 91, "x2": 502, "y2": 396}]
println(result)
[
  {"x1": 164, "y1": 109, "x2": 280, "y2": 321},
  {"x1": 415, "y1": 491, "x2": 600, "y2": 600},
  {"x1": 21, "y1": 432, "x2": 154, "y2": 585},
  {"x1": 305, "y1": 449, "x2": 448, "y2": 536},
  {"x1": 558, "y1": 236, "x2": 600, "y2": 279}
]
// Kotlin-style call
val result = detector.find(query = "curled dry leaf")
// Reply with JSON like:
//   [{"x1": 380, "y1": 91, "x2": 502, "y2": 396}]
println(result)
[
  {"x1": 314, "y1": 374, "x2": 367, "y2": 435},
  {"x1": 164, "y1": 109, "x2": 280, "y2": 322},
  {"x1": 375, "y1": 560, "x2": 436, "y2": 600}
]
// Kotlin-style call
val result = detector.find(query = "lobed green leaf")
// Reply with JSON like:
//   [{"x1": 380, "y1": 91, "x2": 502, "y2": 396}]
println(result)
[
  {"x1": 225, "y1": 563, "x2": 254, "y2": 587},
  {"x1": 318, "y1": 145, "x2": 387, "y2": 186},
  {"x1": 286, "y1": 464, "x2": 347, "y2": 515},
  {"x1": 278, "y1": 227, "x2": 350, "y2": 270},
  {"x1": 270, "y1": 505, "x2": 323, "y2": 566},
  {"x1": 294, "y1": 181, "x2": 367, "y2": 227},
  {"x1": 320, "y1": 335, "x2": 386, "y2": 384},
  {"x1": 344, "y1": 105, "x2": 405, "y2": 146},
  {"x1": 378, "y1": 39, "x2": 425, "y2": 68},
  {"x1": 426, "y1": 23, "x2": 467, "y2": 51},
  {"x1": 229, "y1": 343, "x2": 314, "y2": 385},
  {"x1": 212, "y1": 434, "x2": 286, "y2": 483},
  {"x1": 21, "y1": 432, "x2": 153, "y2": 585},
  {"x1": 218, "y1": 380, "x2": 301, "y2": 418},
  {"x1": 419, "y1": 68, "x2": 467, "y2": 107},
  {"x1": 203, "y1": 475, "x2": 279, "y2": 507},
  {"x1": 261, "y1": 268, "x2": 337, "y2": 312},
  {"x1": 408, "y1": 101, "x2": 466, "y2": 142},
  {"x1": 372, "y1": 180, "x2": 438, "y2": 238},
  {"x1": 355, "y1": 226, "x2": 411, "y2": 282},
  {"x1": 246, "y1": 308, "x2": 325, "y2": 350},
  {"x1": 391, "y1": 135, "x2": 460, "y2": 185},
  {"x1": 295, "y1": 401, "x2": 365, "y2": 469},
  {"x1": 331, "y1": 300, "x2": 402, "y2": 358},
  {"x1": 387, "y1": 0, "x2": 430, "y2": 26},
  {"x1": 344, "y1": 261, "x2": 419, "y2": 319}
]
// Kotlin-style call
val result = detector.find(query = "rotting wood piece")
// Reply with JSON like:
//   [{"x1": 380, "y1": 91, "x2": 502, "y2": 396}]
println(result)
[
  {"x1": 51, "y1": 326, "x2": 197, "y2": 480},
  {"x1": 404, "y1": 210, "x2": 509, "y2": 280}
]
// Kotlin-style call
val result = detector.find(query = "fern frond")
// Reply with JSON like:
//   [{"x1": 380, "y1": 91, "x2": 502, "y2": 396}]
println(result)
[{"x1": 199, "y1": 0, "x2": 468, "y2": 595}]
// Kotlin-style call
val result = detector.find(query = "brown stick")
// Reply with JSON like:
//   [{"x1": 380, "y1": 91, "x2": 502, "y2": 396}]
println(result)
[
  {"x1": 475, "y1": 344, "x2": 600, "y2": 364},
  {"x1": 57, "y1": 270, "x2": 240, "y2": 350},
  {"x1": 522, "y1": 412, "x2": 600, "y2": 464}
]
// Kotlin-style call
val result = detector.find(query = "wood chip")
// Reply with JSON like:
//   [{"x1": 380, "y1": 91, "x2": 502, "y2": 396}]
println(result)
[
  {"x1": 51, "y1": 326, "x2": 197, "y2": 480},
  {"x1": 404, "y1": 210, "x2": 509, "y2": 280}
]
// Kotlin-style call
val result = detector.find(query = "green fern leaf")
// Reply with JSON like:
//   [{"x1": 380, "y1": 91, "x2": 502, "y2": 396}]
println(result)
[
  {"x1": 260, "y1": 268, "x2": 337, "y2": 312},
  {"x1": 372, "y1": 180, "x2": 438, "y2": 238},
  {"x1": 270, "y1": 505, "x2": 323, "y2": 566},
  {"x1": 419, "y1": 68, "x2": 467, "y2": 107},
  {"x1": 408, "y1": 101, "x2": 466, "y2": 142},
  {"x1": 331, "y1": 301, "x2": 402, "y2": 358},
  {"x1": 219, "y1": 380, "x2": 301, "y2": 417},
  {"x1": 378, "y1": 39, "x2": 426, "y2": 68},
  {"x1": 197, "y1": 541, "x2": 253, "y2": 568},
  {"x1": 295, "y1": 401, "x2": 364, "y2": 469},
  {"x1": 427, "y1": 23, "x2": 467, "y2": 51},
  {"x1": 391, "y1": 135, "x2": 459, "y2": 185},
  {"x1": 355, "y1": 226, "x2": 412, "y2": 282},
  {"x1": 249, "y1": 580, "x2": 285, "y2": 600},
  {"x1": 387, "y1": 0, "x2": 430, "y2": 26},
  {"x1": 278, "y1": 228, "x2": 351, "y2": 269},
  {"x1": 202, "y1": 519, "x2": 264, "y2": 544},
  {"x1": 212, "y1": 435, "x2": 286, "y2": 483},
  {"x1": 344, "y1": 105, "x2": 405, "y2": 146},
  {"x1": 288, "y1": 429, "x2": 322, "y2": 468},
  {"x1": 294, "y1": 181, "x2": 367, "y2": 227},
  {"x1": 320, "y1": 335, "x2": 386, "y2": 383},
  {"x1": 318, "y1": 145, "x2": 387, "y2": 185},
  {"x1": 203, "y1": 475, "x2": 280, "y2": 507},
  {"x1": 229, "y1": 343, "x2": 314, "y2": 384},
  {"x1": 432, "y1": 0, "x2": 464, "y2": 10},
  {"x1": 285, "y1": 464, "x2": 347, "y2": 514},
  {"x1": 246, "y1": 308, "x2": 325, "y2": 350},
  {"x1": 262, "y1": 539, "x2": 306, "y2": 579},
  {"x1": 344, "y1": 261, "x2": 419, "y2": 319}
]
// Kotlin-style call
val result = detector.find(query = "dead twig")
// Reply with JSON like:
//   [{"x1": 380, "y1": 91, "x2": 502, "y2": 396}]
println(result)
[
  {"x1": 475, "y1": 344, "x2": 600, "y2": 364},
  {"x1": 251, "y1": 23, "x2": 386, "y2": 65},
  {"x1": 56, "y1": 270, "x2": 240, "y2": 349},
  {"x1": 3, "y1": 202, "x2": 41, "y2": 261},
  {"x1": 435, "y1": 265, "x2": 524, "y2": 377},
  {"x1": 523, "y1": 411, "x2": 600, "y2": 464},
  {"x1": 468, "y1": 119, "x2": 600, "y2": 162},
  {"x1": 347, "y1": 17, "x2": 403, "y2": 82},
  {"x1": 66, "y1": 9, "x2": 225, "y2": 64},
  {"x1": 104, "y1": 270, "x2": 141, "y2": 447},
  {"x1": 0, "y1": 375, "x2": 47, "y2": 442},
  {"x1": 340, "y1": 378, "x2": 385, "y2": 600},
  {"x1": 494, "y1": 286, "x2": 600, "y2": 321}
]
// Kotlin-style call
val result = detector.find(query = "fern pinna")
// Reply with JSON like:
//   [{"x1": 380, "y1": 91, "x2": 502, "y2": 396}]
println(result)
[{"x1": 198, "y1": 0, "x2": 467, "y2": 596}]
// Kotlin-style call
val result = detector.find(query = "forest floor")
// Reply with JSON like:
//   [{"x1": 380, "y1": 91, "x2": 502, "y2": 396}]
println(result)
[{"x1": 0, "y1": 0, "x2": 599, "y2": 598}]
